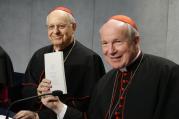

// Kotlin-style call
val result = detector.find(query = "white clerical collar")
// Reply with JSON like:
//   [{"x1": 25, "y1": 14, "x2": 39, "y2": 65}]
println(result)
[
  {"x1": 119, "y1": 50, "x2": 141, "y2": 72},
  {"x1": 120, "y1": 67, "x2": 127, "y2": 72}
]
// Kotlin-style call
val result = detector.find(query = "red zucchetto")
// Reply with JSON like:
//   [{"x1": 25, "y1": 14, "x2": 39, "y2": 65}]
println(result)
[
  {"x1": 110, "y1": 15, "x2": 138, "y2": 31},
  {"x1": 49, "y1": 6, "x2": 73, "y2": 16}
]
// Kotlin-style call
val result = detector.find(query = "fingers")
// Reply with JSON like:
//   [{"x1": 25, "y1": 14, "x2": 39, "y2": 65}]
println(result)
[
  {"x1": 41, "y1": 95, "x2": 58, "y2": 103},
  {"x1": 13, "y1": 110, "x2": 37, "y2": 119},
  {"x1": 42, "y1": 96, "x2": 67, "y2": 115},
  {"x1": 41, "y1": 96, "x2": 62, "y2": 114},
  {"x1": 37, "y1": 79, "x2": 52, "y2": 95}
]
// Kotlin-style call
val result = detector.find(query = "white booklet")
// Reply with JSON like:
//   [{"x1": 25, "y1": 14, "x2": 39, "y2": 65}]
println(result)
[
  {"x1": 0, "y1": 115, "x2": 12, "y2": 119},
  {"x1": 44, "y1": 52, "x2": 67, "y2": 94}
]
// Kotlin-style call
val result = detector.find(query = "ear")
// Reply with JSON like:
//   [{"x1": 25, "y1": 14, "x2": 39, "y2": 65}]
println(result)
[
  {"x1": 72, "y1": 23, "x2": 76, "y2": 31},
  {"x1": 133, "y1": 36, "x2": 140, "y2": 45}
]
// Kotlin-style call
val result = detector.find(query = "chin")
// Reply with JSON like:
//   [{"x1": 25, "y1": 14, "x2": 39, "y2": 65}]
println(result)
[
  {"x1": 53, "y1": 42, "x2": 63, "y2": 45},
  {"x1": 52, "y1": 39, "x2": 62, "y2": 43},
  {"x1": 113, "y1": 67, "x2": 120, "y2": 69},
  {"x1": 111, "y1": 62, "x2": 126, "y2": 69},
  {"x1": 110, "y1": 64, "x2": 120, "y2": 69}
]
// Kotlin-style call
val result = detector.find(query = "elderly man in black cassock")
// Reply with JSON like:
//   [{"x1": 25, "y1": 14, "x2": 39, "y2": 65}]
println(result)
[
  {"x1": 14, "y1": 6, "x2": 105, "y2": 119},
  {"x1": 40, "y1": 15, "x2": 179, "y2": 119}
]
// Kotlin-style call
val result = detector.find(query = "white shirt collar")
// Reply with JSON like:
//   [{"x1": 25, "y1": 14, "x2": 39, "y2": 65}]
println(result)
[{"x1": 119, "y1": 50, "x2": 141, "y2": 72}]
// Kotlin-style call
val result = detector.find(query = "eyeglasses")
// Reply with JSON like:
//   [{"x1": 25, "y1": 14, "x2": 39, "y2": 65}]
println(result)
[{"x1": 47, "y1": 24, "x2": 69, "y2": 30}]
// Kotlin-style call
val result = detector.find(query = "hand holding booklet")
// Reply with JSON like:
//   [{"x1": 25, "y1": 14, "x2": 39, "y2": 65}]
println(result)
[{"x1": 44, "y1": 51, "x2": 67, "y2": 94}]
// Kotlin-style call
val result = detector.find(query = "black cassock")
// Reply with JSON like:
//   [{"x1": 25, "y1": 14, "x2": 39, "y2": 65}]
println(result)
[
  {"x1": 0, "y1": 46, "x2": 14, "y2": 107},
  {"x1": 87, "y1": 53, "x2": 179, "y2": 119},
  {"x1": 21, "y1": 41, "x2": 105, "y2": 119}
]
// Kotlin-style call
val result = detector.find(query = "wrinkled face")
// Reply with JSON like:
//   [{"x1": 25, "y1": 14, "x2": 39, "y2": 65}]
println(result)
[
  {"x1": 47, "y1": 10, "x2": 76, "y2": 50},
  {"x1": 100, "y1": 20, "x2": 140, "y2": 69}
]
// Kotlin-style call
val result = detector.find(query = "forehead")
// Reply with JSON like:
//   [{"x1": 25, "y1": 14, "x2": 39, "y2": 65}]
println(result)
[
  {"x1": 100, "y1": 20, "x2": 128, "y2": 39},
  {"x1": 47, "y1": 10, "x2": 69, "y2": 24}
]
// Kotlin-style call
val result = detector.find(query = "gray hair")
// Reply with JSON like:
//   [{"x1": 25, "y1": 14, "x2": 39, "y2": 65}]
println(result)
[
  {"x1": 126, "y1": 23, "x2": 139, "y2": 40},
  {"x1": 46, "y1": 10, "x2": 76, "y2": 25}
]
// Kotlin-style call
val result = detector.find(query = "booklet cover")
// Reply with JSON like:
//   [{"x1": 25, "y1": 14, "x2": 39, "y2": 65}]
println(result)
[
  {"x1": 0, "y1": 115, "x2": 12, "y2": 119},
  {"x1": 44, "y1": 52, "x2": 67, "y2": 94}
]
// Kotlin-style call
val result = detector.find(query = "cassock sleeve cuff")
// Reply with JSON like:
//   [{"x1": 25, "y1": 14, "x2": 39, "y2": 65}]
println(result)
[{"x1": 57, "y1": 104, "x2": 67, "y2": 119}]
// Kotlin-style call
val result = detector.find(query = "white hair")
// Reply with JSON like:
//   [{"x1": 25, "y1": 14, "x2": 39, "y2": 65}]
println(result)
[
  {"x1": 126, "y1": 23, "x2": 139, "y2": 40},
  {"x1": 46, "y1": 10, "x2": 76, "y2": 25}
]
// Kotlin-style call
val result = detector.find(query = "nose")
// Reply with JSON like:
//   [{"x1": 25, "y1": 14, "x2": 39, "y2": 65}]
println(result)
[
  {"x1": 53, "y1": 26, "x2": 60, "y2": 34},
  {"x1": 108, "y1": 44, "x2": 116, "y2": 55}
]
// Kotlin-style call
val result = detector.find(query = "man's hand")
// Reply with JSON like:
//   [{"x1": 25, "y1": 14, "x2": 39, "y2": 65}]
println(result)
[
  {"x1": 13, "y1": 110, "x2": 39, "y2": 119},
  {"x1": 41, "y1": 95, "x2": 64, "y2": 114},
  {"x1": 38, "y1": 79, "x2": 65, "y2": 114},
  {"x1": 37, "y1": 79, "x2": 52, "y2": 96}
]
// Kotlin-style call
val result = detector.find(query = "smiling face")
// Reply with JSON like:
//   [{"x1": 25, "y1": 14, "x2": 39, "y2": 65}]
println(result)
[
  {"x1": 47, "y1": 10, "x2": 76, "y2": 50},
  {"x1": 100, "y1": 20, "x2": 140, "y2": 69}
]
